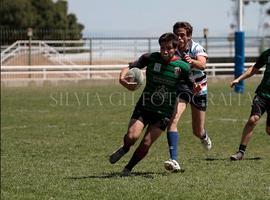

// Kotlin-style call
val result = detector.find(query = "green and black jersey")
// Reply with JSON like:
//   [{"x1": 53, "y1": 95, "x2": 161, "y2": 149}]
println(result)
[
  {"x1": 129, "y1": 52, "x2": 190, "y2": 118},
  {"x1": 254, "y1": 48, "x2": 270, "y2": 100}
]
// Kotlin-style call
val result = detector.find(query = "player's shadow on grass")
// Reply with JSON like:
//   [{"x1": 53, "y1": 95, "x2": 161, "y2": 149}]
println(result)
[
  {"x1": 204, "y1": 157, "x2": 262, "y2": 161},
  {"x1": 64, "y1": 171, "x2": 171, "y2": 180}
]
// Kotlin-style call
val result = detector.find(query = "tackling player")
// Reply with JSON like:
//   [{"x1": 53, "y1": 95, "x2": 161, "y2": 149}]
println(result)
[{"x1": 164, "y1": 22, "x2": 212, "y2": 172}]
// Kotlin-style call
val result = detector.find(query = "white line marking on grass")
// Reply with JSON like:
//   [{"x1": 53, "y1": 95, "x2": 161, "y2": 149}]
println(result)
[
  {"x1": 79, "y1": 123, "x2": 95, "y2": 126},
  {"x1": 2, "y1": 125, "x2": 27, "y2": 130},
  {"x1": 1, "y1": 126, "x2": 14, "y2": 130},
  {"x1": 217, "y1": 118, "x2": 238, "y2": 122},
  {"x1": 110, "y1": 122, "x2": 126, "y2": 125},
  {"x1": 208, "y1": 118, "x2": 264, "y2": 124},
  {"x1": 47, "y1": 125, "x2": 58, "y2": 128},
  {"x1": 16, "y1": 109, "x2": 49, "y2": 113}
]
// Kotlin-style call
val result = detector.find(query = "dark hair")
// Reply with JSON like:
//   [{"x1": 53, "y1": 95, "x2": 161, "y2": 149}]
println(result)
[
  {"x1": 158, "y1": 32, "x2": 179, "y2": 48},
  {"x1": 173, "y1": 21, "x2": 193, "y2": 37}
]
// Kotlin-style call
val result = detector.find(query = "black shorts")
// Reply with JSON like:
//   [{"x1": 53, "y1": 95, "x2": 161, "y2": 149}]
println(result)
[
  {"x1": 131, "y1": 107, "x2": 170, "y2": 131},
  {"x1": 250, "y1": 94, "x2": 270, "y2": 126},
  {"x1": 176, "y1": 88, "x2": 207, "y2": 111}
]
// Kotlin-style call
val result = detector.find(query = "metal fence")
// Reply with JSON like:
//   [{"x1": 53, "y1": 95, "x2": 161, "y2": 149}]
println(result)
[
  {"x1": 1, "y1": 37, "x2": 269, "y2": 66},
  {"x1": 1, "y1": 28, "x2": 269, "y2": 66}
]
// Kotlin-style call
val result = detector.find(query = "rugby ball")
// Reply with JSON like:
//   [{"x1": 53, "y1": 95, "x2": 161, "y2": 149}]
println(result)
[{"x1": 125, "y1": 68, "x2": 144, "y2": 89}]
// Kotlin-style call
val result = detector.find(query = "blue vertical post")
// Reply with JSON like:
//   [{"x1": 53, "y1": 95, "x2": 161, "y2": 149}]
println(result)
[{"x1": 234, "y1": 31, "x2": 245, "y2": 93}]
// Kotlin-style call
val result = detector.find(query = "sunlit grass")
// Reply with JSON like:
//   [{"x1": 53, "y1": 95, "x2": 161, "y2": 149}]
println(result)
[{"x1": 1, "y1": 80, "x2": 269, "y2": 200}]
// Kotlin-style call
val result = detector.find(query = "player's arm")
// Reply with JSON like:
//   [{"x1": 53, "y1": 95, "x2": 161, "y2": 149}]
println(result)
[
  {"x1": 182, "y1": 54, "x2": 207, "y2": 93},
  {"x1": 129, "y1": 53, "x2": 150, "y2": 70},
  {"x1": 230, "y1": 65, "x2": 259, "y2": 88},
  {"x1": 184, "y1": 54, "x2": 207, "y2": 70},
  {"x1": 193, "y1": 55, "x2": 207, "y2": 70},
  {"x1": 184, "y1": 44, "x2": 207, "y2": 70},
  {"x1": 119, "y1": 67, "x2": 138, "y2": 91},
  {"x1": 231, "y1": 49, "x2": 269, "y2": 88},
  {"x1": 119, "y1": 53, "x2": 150, "y2": 91}
]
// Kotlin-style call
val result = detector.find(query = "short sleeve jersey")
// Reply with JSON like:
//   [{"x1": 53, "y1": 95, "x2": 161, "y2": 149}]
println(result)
[
  {"x1": 129, "y1": 52, "x2": 190, "y2": 117},
  {"x1": 176, "y1": 40, "x2": 208, "y2": 95},
  {"x1": 254, "y1": 48, "x2": 270, "y2": 100}
]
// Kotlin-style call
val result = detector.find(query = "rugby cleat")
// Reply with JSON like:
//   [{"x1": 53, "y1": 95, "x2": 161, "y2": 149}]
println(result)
[
  {"x1": 201, "y1": 135, "x2": 212, "y2": 150},
  {"x1": 164, "y1": 159, "x2": 181, "y2": 172},
  {"x1": 120, "y1": 168, "x2": 131, "y2": 176},
  {"x1": 230, "y1": 151, "x2": 244, "y2": 161}
]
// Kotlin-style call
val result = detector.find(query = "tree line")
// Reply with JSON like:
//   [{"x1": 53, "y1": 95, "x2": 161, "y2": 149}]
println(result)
[{"x1": 0, "y1": 0, "x2": 84, "y2": 45}]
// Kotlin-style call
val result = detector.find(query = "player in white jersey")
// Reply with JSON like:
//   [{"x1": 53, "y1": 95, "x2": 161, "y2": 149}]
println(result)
[
  {"x1": 176, "y1": 39, "x2": 208, "y2": 96},
  {"x1": 185, "y1": 41, "x2": 208, "y2": 95},
  {"x1": 164, "y1": 22, "x2": 212, "y2": 172}
]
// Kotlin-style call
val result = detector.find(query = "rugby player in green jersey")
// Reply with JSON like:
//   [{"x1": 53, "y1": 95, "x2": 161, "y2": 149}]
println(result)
[
  {"x1": 109, "y1": 32, "x2": 190, "y2": 175},
  {"x1": 230, "y1": 48, "x2": 270, "y2": 160}
]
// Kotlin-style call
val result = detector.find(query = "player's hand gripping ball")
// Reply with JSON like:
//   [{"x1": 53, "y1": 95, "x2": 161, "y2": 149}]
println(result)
[{"x1": 124, "y1": 68, "x2": 144, "y2": 90}]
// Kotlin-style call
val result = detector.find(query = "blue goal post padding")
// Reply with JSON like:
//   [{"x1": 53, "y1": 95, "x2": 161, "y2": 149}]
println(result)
[{"x1": 234, "y1": 31, "x2": 245, "y2": 93}]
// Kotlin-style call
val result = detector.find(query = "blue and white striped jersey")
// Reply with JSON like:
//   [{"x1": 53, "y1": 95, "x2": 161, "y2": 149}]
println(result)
[{"x1": 176, "y1": 40, "x2": 208, "y2": 95}]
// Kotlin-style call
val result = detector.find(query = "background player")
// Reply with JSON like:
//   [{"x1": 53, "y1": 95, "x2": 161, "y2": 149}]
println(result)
[{"x1": 230, "y1": 48, "x2": 270, "y2": 160}]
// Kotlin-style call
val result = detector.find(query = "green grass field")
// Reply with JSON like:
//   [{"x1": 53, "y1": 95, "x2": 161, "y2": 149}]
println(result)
[{"x1": 1, "y1": 80, "x2": 270, "y2": 200}]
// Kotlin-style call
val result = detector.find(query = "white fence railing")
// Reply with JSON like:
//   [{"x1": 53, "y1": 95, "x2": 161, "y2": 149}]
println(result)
[
  {"x1": 1, "y1": 62, "x2": 262, "y2": 81},
  {"x1": 2, "y1": 37, "x2": 269, "y2": 66},
  {"x1": 1, "y1": 40, "x2": 76, "y2": 66}
]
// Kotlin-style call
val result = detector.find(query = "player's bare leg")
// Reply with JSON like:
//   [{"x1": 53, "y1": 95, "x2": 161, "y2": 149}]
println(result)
[
  {"x1": 123, "y1": 124, "x2": 163, "y2": 175},
  {"x1": 191, "y1": 105, "x2": 212, "y2": 150},
  {"x1": 230, "y1": 115, "x2": 260, "y2": 160},
  {"x1": 266, "y1": 125, "x2": 270, "y2": 135},
  {"x1": 109, "y1": 118, "x2": 144, "y2": 164},
  {"x1": 168, "y1": 100, "x2": 187, "y2": 132},
  {"x1": 240, "y1": 115, "x2": 260, "y2": 145},
  {"x1": 266, "y1": 112, "x2": 270, "y2": 135}
]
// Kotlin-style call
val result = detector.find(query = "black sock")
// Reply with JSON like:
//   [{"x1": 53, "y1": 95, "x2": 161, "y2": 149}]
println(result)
[
  {"x1": 239, "y1": 144, "x2": 246, "y2": 154},
  {"x1": 125, "y1": 147, "x2": 148, "y2": 171},
  {"x1": 125, "y1": 154, "x2": 141, "y2": 171},
  {"x1": 200, "y1": 129, "x2": 207, "y2": 140},
  {"x1": 122, "y1": 146, "x2": 130, "y2": 153}
]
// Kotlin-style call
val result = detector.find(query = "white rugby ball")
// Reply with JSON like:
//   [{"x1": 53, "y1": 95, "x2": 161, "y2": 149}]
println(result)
[{"x1": 125, "y1": 68, "x2": 144, "y2": 89}]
